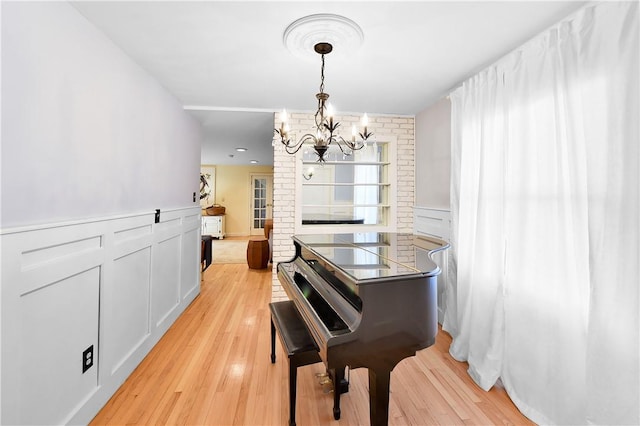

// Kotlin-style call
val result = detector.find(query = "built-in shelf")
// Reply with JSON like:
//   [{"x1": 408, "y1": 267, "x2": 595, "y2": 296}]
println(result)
[
  {"x1": 300, "y1": 141, "x2": 392, "y2": 227},
  {"x1": 302, "y1": 161, "x2": 390, "y2": 166},
  {"x1": 302, "y1": 183, "x2": 391, "y2": 186},
  {"x1": 303, "y1": 204, "x2": 391, "y2": 208}
]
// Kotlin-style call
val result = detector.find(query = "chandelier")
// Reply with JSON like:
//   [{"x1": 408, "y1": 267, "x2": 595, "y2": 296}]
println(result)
[{"x1": 274, "y1": 42, "x2": 373, "y2": 162}]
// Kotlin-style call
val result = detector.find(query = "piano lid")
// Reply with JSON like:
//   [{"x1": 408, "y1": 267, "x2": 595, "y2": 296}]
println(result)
[{"x1": 292, "y1": 233, "x2": 448, "y2": 284}]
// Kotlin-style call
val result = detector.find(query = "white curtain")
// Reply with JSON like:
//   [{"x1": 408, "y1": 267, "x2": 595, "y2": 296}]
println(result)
[{"x1": 445, "y1": 2, "x2": 639, "y2": 424}]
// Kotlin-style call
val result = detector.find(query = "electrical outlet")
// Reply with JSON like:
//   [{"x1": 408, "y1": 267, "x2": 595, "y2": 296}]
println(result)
[
  {"x1": 193, "y1": 192, "x2": 196, "y2": 202},
  {"x1": 155, "y1": 209, "x2": 160, "y2": 223},
  {"x1": 82, "y1": 345, "x2": 94, "y2": 373}
]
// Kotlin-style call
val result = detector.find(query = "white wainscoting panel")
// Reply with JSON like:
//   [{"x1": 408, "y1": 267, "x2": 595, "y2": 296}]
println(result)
[
  {"x1": 414, "y1": 207, "x2": 451, "y2": 241},
  {"x1": 153, "y1": 234, "x2": 182, "y2": 329},
  {"x1": 108, "y1": 247, "x2": 151, "y2": 376},
  {"x1": 20, "y1": 267, "x2": 100, "y2": 425},
  {"x1": 180, "y1": 218, "x2": 200, "y2": 301},
  {"x1": 0, "y1": 206, "x2": 201, "y2": 425},
  {"x1": 414, "y1": 207, "x2": 451, "y2": 324}
]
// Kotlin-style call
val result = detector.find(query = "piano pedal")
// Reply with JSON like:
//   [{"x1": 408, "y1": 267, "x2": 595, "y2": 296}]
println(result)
[
  {"x1": 316, "y1": 373, "x2": 335, "y2": 394},
  {"x1": 321, "y1": 383, "x2": 334, "y2": 394}
]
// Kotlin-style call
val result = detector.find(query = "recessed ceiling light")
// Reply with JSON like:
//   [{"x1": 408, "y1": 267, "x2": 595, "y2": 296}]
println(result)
[
  {"x1": 250, "y1": 160, "x2": 259, "y2": 164},
  {"x1": 236, "y1": 147, "x2": 248, "y2": 152}
]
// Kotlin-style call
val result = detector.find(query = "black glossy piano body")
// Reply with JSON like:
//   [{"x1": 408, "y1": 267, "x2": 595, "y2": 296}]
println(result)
[{"x1": 277, "y1": 233, "x2": 448, "y2": 426}]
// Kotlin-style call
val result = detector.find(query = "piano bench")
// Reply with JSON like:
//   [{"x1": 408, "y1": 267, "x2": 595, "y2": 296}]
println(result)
[{"x1": 269, "y1": 301, "x2": 321, "y2": 426}]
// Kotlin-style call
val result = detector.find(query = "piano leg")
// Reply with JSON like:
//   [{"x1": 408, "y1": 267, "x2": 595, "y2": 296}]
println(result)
[
  {"x1": 368, "y1": 368, "x2": 391, "y2": 426},
  {"x1": 330, "y1": 367, "x2": 346, "y2": 420},
  {"x1": 270, "y1": 319, "x2": 276, "y2": 364},
  {"x1": 289, "y1": 361, "x2": 298, "y2": 426}
]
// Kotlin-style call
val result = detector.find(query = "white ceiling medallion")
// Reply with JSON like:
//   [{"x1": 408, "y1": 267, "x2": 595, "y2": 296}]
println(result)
[{"x1": 283, "y1": 14, "x2": 364, "y2": 61}]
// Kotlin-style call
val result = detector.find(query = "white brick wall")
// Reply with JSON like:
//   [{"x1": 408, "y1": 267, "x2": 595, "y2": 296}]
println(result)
[
  {"x1": 271, "y1": 112, "x2": 415, "y2": 301},
  {"x1": 271, "y1": 135, "x2": 296, "y2": 302}
]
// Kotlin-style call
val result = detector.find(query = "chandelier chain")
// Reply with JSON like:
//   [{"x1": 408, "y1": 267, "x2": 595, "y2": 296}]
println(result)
[
  {"x1": 320, "y1": 54, "x2": 325, "y2": 94},
  {"x1": 315, "y1": 53, "x2": 326, "y2": 131}
]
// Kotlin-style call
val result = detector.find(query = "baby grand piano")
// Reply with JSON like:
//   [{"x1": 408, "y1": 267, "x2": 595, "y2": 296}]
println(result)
[{"x1": 277, "y1": 233, "x2": 448, "y2": 426}]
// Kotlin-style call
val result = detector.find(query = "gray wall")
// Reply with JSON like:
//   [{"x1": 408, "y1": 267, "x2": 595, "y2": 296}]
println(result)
[
  {"x1": 414, "y1": 98, "x2": 451, "y2": 209},
  {"x1": 1, "y1": 2, "x2": 202, "y2": 228}
]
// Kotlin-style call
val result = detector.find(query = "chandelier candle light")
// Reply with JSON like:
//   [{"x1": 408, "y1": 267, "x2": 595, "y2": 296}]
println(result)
[{"x1": 275, "y1": 42, "x2": 373, "y2": 162}]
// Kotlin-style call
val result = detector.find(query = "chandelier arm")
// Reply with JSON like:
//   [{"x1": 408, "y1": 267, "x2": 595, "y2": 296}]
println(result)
[
  {"x1": 332, "y1": 138, "x2": 351, "y2": 156},
  {"x1": 280, "y1": 131, "x2": 304, "y2": 153},
  {"x1": 284, "y1": 134, "x2": 317, "y2": 155},
  {"x1": 335, "y1": 135, "x2": 349, "y2": 148},
  {"x1": 299, "y1": 133, "x2": 318, "y2": 143},
  {"x1": 335, "y1": 135, "x2": 366, "y2": 151},
  {"x1": 284, "y1": 143, "x2": 304, "y2": 155}
]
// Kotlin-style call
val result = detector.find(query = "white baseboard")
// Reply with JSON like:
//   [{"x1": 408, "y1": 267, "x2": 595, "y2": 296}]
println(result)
[{"x1": 225, "y1": 232, "x2": 251, "y2": 238}]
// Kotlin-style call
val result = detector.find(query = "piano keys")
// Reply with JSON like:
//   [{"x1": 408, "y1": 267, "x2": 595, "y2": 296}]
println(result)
[{"x1": 277, "y1": 232, "x2": 449, "y2": 426}]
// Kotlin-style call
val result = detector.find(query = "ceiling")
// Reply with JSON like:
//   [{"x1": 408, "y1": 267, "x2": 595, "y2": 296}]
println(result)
[{"x1": 71, "y1": 1, "x2": 586, "y2": 166}]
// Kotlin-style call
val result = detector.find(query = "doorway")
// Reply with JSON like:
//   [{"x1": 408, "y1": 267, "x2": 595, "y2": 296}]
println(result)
[{"x1": 250, "y1": 174, "x2": 273, "y2": 235}]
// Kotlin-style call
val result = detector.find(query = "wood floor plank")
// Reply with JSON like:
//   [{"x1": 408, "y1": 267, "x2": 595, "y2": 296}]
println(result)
[{"x1": 90, "y1": 263, "x2": 534, "y2": 426}]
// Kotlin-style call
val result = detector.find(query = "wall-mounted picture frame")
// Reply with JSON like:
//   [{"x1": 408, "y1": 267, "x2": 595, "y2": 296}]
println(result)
[{"x1": 200, "y1": 165, "x2": 216, "y2": 208}]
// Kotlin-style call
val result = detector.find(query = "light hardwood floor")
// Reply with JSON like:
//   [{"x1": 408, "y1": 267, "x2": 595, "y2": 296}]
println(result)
[{"x1": 90, "y1": 263, "x2": 534, "y2": 426}]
